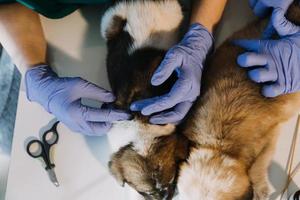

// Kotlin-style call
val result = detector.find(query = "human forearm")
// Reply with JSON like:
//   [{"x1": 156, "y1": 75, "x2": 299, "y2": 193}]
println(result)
[
  {"x1": 191, "y1": 0, "x2": 228, "y2": 33},
  {"x1": 0, "y1": 3, "x2": 46, "y2": 74}
]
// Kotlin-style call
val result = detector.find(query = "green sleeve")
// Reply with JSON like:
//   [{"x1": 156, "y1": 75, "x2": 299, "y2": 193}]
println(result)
[{"x1": 0, "y1": 0, "x2": 110, "y2": 19}]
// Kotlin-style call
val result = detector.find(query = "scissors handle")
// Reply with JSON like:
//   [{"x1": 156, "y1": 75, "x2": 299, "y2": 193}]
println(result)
[
  {"x1": 26, "y1": 121, "x2": 60, "y2": 169},
  {"x1": 26, "y1": 140, "x2": 53, "y2": 169},
  {"x1": 43, "y1": 121, "x2": 59, "y2": 145},
  {"x1": 42, "y1": 122, "x2": 59, "y2": 162},
  {"x1": 43, "y1": 127, "x2": 59, "y2": 147},
  {"x1": 26, "y1": 140, "x2": 43, "y2": 158}
]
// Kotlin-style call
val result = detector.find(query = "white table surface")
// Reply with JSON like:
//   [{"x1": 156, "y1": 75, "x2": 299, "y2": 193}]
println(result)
[{"x1": 5, "y1": 1, "x2": 300, "y2": 200}]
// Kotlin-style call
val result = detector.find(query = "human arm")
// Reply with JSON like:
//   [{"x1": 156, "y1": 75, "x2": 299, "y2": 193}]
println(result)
[
  {"x1": 190, "y1": 0, "x2": 228, "y2": 32},
  {"x1": 0, "y1": 3, "x2": 131, "y2": 136},
  {"x1": 0, "y1": 3, "x2": 46, "y2": 74},
  {"x1": 131, "y1": 0, "x2": 227, "y2": 124}
]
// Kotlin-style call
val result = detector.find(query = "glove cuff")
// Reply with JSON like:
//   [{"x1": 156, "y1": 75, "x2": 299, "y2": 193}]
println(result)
[
  {"x1": 25, "y1": 64, "x2": 58, "y2": 112},
  {"x1": 183, "y1": 23, "x2": 214, "y2": 61},
  {"x1": 189, "y1": 23, "x2": 214, "y2": 48}
]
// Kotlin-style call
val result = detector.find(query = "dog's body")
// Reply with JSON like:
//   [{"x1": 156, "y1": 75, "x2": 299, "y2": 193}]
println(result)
[
  {"x1": 101, "y1": 1, "x2": 190, "y2": 199},
  {"x1": 102, "y1": 0, "x2": 300, "y2": 199},
  {"x1": 178, "y1": 2, "x2": 300, "y2": 200}
]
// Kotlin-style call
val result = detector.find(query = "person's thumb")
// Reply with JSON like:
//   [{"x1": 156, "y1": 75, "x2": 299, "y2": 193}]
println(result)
[{"x1": 272, "y1": 8, "x2": 300, "y2": 37}]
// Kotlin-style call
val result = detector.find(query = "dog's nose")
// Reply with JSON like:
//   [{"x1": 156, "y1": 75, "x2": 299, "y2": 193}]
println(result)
[
  {"x1": 160, "y1": 186, "x2": 175, "y2": 200},
  {"x1": 160, "y1": 191, "x2": 168, "y2": 200}
]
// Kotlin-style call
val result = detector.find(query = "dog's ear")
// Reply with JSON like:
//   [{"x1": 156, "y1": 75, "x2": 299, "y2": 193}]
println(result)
[
  {"x1": 109, "y1": 158, "x2": 126, "y2": 187},
  {"x1": 175, "y1": 134, "x2": 190, "y2": 162},
  {"x1": 108, "y1": 145, "x2": 154, "y2": 192},
  {"x1": 101, "y1": 2, "x2": 128, "y2": 41},
  {"x1": 106, "y1": 16, "x2": 127, "y2": 41},
  {"x1": 102, "y1": 15, "x2": 127, "y2": 41}
]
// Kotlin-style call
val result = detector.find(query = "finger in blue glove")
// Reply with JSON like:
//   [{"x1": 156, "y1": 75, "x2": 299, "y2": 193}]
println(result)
[
  {"x1": 249, "y1": 0, "x2": 271, "y2": 17},
  {"x1": 271, "y1": 8, "x2": 300, "y2": 36},
  {"x1": 131, "y1": 23, "x2": 213, "y2": 124},
  {"x1": 25, "y1": 65, "x2": 131, "y2": 136},
  {"x1": 235, "y1": 20, "x2": 300, "y2": 98}
]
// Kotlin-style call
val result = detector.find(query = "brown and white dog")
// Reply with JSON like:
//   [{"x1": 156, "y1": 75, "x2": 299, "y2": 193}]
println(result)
[
  {"x1": 101, "y1": 0, "x2": 300, "y2": 199},
  {"x1": 101, "y1": 0, "x2": 190, "y2": 199},
  {"x1": 177, "y1": 1, "x2": 300, "y2": 200}
]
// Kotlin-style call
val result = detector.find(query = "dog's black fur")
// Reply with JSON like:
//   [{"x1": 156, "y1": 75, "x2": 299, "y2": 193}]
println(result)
[
  {"x1": 105, "y1": 15, "x2": 178, "y2": 122},
  {"x1": 102, "y1": 1, "x2": 192, "y2": 199}
]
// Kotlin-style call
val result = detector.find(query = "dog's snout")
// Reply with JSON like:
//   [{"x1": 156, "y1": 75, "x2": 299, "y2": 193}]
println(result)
[
  {"x1": 160, "y1": 191, "x2": 170, "y2": 200},
  {"x1": 160, "y1": 185, "x2": 176, "y2": 200},
  {"x1": 139, "y1": 186, "x2": 174, "y2": 200}
]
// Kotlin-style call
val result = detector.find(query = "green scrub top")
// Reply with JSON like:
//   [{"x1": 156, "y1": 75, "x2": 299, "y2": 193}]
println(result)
[{"x1": 0, "y1": 0, "x2": 110, "y2": 19}]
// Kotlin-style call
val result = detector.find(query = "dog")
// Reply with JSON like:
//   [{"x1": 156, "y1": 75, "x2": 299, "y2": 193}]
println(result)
[
  {"x1": 101, "y1": 0, "x2": 190, "y2": 199},
  {"x1": 177, "y1": 1, "x2": 300, "y2": 200}
]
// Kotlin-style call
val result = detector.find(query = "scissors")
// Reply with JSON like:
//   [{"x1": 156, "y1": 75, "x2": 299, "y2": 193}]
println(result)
[
  {"x1": 290, "y1": 190, "x2": 300, "y2": 200},
  {"x1": 26, "y1": 121, "x2": 60, "y2": 187}
]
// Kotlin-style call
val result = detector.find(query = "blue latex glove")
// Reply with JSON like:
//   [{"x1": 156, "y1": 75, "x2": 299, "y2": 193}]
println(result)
[
  {"x1": 130, "y1": 23, "x2": 213, "y2": 124},
  {"x1": 235, "y1": 8, "x2": 300, "y2": 97},
  {"x1": 25, "y1": 65, "x2": 131, "y2": 136},
  {"x1": 249, "y1": 0, "x2": 292, "y2": 17},
  {"x1": 249, "y1": 0, "x2": 295, "y2": 38},
  {"x1": 249, "y1": 0, "x2": 271, "y2": 17}
]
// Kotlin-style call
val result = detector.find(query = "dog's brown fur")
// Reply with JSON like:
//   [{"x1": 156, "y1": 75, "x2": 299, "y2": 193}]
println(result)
[
  {"x1": 109, "y1": 133, "x2": 189, "y2": 199},
  {"x1": 102, "y1": 1, "x2": 190, "y2": 199},
  {"x1": 178, "y1": 2, "x2": 300, "y2": 200},
  {"x1": 103, "y1": 1, "x2": 300, "y2": 199}
]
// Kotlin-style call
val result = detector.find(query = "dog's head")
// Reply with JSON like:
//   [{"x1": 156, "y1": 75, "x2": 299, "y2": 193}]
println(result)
[
  {"x1": 178, "y1": 148, "x2": 253, "y2": 200},
  {"x1": 107, "y1": 47, "x2": 177, "y2": 117},
  {"x1": 101, "y1": 0, "x2": 184, "y2": 116},
  {"x1": 109, "y1": 133, "x2": 189, "y2": 200}
]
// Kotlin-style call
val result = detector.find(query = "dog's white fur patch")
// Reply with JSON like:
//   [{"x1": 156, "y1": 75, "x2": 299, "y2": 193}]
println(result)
[
  {"x1": 178, "y1": 148, "x2": 239, "y2": 200},
  {"x1": 134, "y1": 123, "x2": 175, "y2": 156},
  {"x1": 101, "y1": 0, "x2": 183, "y2": 53},
  {"x1": 107, "y1": 121, "x2": 139, "y2": 153},
  {"x1": 107, "y1": 120, "x2": 175, "y2": 156}
]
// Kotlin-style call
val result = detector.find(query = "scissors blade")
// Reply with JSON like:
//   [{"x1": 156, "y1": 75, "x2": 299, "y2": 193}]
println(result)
[{"x1": 46, "y1": 168, "x2": 60, "y2": 187}]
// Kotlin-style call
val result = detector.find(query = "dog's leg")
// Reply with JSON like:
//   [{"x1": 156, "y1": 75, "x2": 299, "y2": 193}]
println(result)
[
  {"x1": 249, "y1": 132, "x2": 278, "y2": 200},
  {"x1": 251, "y1": 93, "x2": 300, "y2": 200}
]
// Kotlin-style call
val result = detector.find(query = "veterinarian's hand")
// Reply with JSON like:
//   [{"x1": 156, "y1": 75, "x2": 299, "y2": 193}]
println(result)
[
  {"x1": 249, "y1": 0, "x2": 293, "y2": 17},
  {"x1": 235, "y1": 11, "x2": 300, "y2": 97},
  {"x1": 25, "y1": 65, "x2": 131, "y2": 136},
  {"x1": 249, "y1": 0, "x2": 296, "y2": 37},
  {"x1": 130, "y1": 23, "x2": 213, "y2": 124}
]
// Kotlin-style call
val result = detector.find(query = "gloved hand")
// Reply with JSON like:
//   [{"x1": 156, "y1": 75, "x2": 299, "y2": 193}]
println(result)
[
  {"x1": 249, "y1": 0, "x2": 295, "y2": 38},
  {"x1": 130, "y1": 23, "x2": 213, "y2": 124},
  {"x1": 25, "y1": 65, "x2": 131, "y2": 136},
  {"x1": 235, "y1": 8, "x2": 300, "y2": 97},
  {"x1": 249, "y1": 0, "x2": 293, "y2": 17}
]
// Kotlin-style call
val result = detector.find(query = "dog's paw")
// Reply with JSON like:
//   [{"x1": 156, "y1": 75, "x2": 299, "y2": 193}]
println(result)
[{"x1": 253, "y1": 184, "x2": 269, "y2": 200}]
